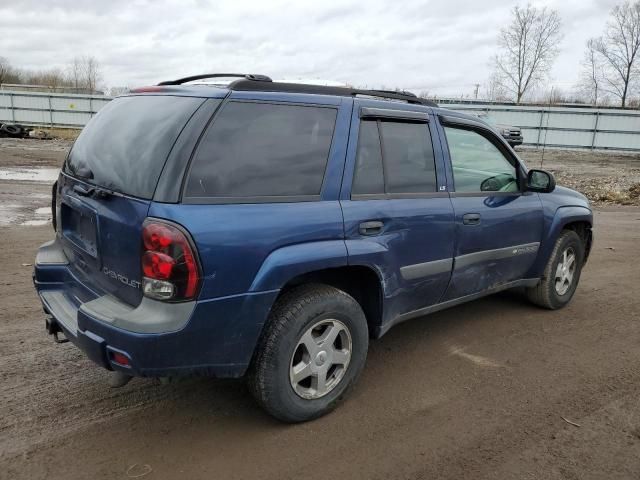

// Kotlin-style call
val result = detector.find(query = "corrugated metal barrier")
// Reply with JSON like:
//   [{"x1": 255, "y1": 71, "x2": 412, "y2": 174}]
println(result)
[
  {"x1": 441, "y1": 101, "x2": 640, "y2": 151},
  {"x1": 0, "y1": 90, "x2": 111, "y2": 128},
  {"x1": 1, "y1": 89, "x2": 640, "y2": 151}
]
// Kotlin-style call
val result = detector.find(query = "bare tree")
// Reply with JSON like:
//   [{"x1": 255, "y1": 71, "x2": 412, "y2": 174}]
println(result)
[
  {"x1": 0, "y1": 57, "x2": 21, "y2": 85},
  {"x1": 0, "y1": 57, "x2": 10, "y2": 85},
  {"x1": 82, "y1": 56, "x2": 101, "y2": 92},
  {"x1": 484, "y1": 72, "x2": 509, "y2": 101},
  {"x1": 68, "y1": 57, "x2": 82, "y2": 90},
  {"x1": 493, "y1": 4, "x2": 563, "y2": 103},
  {"x1": 67, "y1": 56, "x2": 102, "y2": 92},
  {"x1": 593, "y1": 1, "x2": 640, "y2": 107},
  {"x1": 578, "y1": 39, "x2": 604, "y2": 105}
]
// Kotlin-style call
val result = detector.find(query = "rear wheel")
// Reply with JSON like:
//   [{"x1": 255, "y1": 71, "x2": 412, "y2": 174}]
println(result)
[
  {"x1": 248, "y1": 284, "x2": 368, "y2": 422},
  {"x1": 527, "y1": 230, "x2": 584, "y2": 309}
]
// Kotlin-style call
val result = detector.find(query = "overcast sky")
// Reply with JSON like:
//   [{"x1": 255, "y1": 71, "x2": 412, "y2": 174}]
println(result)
[{"x1": 0, "y1": 0, "x2": 620, "y2": 97}]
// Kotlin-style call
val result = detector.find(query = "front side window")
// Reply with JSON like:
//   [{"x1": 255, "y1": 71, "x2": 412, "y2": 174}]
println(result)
[
  {"x1": 185, "y1": 102, "x2": 337, "y2": 199},
  {"x1": 444, "y1": 127, "x2": 518, "y2": 193},
  {"x1": 351, "y1": 120, "x2": 437, "y2": 196}
]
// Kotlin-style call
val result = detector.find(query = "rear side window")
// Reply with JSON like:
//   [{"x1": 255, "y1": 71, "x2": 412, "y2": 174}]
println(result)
[
  {"x1": 352, "y1": 120, "x2": 437, "y2": 196},
  {"x1": 66, "y1": 95, "x2": 205, "y2": 199},
  {"x1": 381, "y1": 122, "x2": 437, "y2": 193},
  {"x1": 185, "y1": 102, "x2": 337, "y2": 199}
]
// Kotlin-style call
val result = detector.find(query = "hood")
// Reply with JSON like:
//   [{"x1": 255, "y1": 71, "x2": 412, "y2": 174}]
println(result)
[{"x1": 552, "y1": 185, "x2": 590, "y2": 207}]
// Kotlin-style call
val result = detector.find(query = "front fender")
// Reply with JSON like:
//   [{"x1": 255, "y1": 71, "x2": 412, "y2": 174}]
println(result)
[
  {"x1": 528, "y1": 205, "x2": 593, "y2": 277},
  {"x1": 248, "y1": 240, "x2": 349, "y2": 292}
]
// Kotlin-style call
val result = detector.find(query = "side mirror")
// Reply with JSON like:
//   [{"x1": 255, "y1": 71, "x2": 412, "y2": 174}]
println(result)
[{"x1": 527, "y1": 169, "x2": 555, "y2": 193}]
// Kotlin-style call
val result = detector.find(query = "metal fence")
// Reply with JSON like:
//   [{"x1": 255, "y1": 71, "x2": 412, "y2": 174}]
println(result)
[
  {"x1": 2, "y1": 89, "x2": 640, "y2": 151},
  {"x1": 440, "y1": 101, "x2": 640, "y2": 151},
  {"x1": 0, "y1": 89, "x2": 111, "y2": 128}
]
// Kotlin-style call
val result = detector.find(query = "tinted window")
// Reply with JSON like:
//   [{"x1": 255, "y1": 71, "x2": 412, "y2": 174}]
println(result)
[
  {"x1": 66, "y1": 95, "x2": 205, "y2": 199},
  {"x1": 185, "y1": 102, "x2": 337, "y2": 198},
  {"x1": 445, "y1": 127, "x2": 518, "y2": 193},
  {"x1": 352, "y1": 121, "x2": 384, "y2": 195},
  {"x1": 380, "y1": 122, "x2": 437, "y2": 193}
]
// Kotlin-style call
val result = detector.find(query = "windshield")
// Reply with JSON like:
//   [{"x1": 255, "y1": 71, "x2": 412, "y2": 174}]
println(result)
[{"x1": 65, "y1": 95, "x2": 204, "y2": 199}]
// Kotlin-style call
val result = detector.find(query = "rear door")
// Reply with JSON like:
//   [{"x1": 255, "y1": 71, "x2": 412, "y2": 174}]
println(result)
[
  {"x1": 58, "y1": 95, "x2": 207, "y2": 306},
  {"x1": 340, "y1": 101, "x2": 455, "y2": 323},
  {"x1": 436, "y1": 115, "x2": 544, "y2": 300}
]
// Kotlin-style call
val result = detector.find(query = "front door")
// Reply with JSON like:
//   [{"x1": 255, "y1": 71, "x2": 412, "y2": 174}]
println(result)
[{"x1": 437, "y1": 116, "x2": 544, "y2": 300}]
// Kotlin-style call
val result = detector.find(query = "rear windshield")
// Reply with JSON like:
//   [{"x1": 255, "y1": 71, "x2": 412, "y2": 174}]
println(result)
[{"x1": 65, "y1": 95, "x2": 204, "y2": 199}]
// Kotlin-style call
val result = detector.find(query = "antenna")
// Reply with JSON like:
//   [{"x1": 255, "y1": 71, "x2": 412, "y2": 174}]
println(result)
[{"x1": 540, "y1": 86, "x2": 553, "y2": 168}]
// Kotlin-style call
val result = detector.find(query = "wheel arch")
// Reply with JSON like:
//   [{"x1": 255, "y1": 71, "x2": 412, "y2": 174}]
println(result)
[
  {"x1": 529, "y1": 206, "x2": 593, "y2": 277},
  {"x1": 272, "y1": 265, "x2": 384, "y2": 337}
]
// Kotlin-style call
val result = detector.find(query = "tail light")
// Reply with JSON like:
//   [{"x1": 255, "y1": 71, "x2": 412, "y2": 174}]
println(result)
[{"x1": 141, "y1": 219, "x2": 201, "y2": 301}]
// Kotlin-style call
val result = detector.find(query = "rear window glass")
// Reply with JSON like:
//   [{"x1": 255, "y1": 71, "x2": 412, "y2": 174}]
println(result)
[
  {"x1": 65, "y1": 95, "x2": 204, "y2": 199},
  {"x1": 184, "y1": 101, "x2": 337, "y2": 199}
]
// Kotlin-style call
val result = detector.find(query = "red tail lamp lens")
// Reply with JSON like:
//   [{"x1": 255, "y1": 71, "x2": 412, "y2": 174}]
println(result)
[
  {"x1": 143, "y1": 223, "x2": 174, "y2": 251},
  {"x1": 141, "y1": 220, "x2": 201, "y2": 301},
  {"x1": 142, "y1": 251, "x2": 175, "y2": 279}
]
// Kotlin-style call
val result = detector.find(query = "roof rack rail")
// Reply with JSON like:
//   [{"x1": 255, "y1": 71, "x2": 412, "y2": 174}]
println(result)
[
  {"x1": 229, "y1": 79, "x2": 438, "y2": 107},
  {"x1": 158, "y1": 73, "x2": 272, "y2": 86}
]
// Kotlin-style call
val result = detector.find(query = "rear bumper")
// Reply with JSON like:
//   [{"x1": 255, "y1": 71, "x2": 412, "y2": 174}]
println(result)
[{"x1": 34, "y1": 238, "x2": 278, "y2": 378}]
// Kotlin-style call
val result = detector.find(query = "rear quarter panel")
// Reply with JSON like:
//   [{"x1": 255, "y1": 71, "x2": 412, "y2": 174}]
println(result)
[{"x1": 148, "y1": 94, "x2": 354, "y2": 300}]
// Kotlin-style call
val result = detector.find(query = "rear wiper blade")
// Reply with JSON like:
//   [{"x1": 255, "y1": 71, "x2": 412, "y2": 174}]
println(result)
[
  {"x1": 73, "y1": 184, "x2": 95, "y2": 196},
  {"x1": 72, "y1": 183, "x2": 115, "y2": 199}
]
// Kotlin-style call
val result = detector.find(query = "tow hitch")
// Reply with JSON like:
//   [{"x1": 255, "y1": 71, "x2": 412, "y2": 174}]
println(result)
[{"x1": 45, "y1": 317, "x2": 69, "y2": 344}]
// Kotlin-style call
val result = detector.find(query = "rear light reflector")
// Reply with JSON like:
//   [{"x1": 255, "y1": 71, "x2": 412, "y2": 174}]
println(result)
[
  {"x1": 111, "y1": 352, "x2": 130, "y2": 366},
  {"x1": 141, "y1": 219, "x2": 201, "y2": 301}
]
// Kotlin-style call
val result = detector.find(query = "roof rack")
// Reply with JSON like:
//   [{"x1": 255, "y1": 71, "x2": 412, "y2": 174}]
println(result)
[
  {"x1": 157, "y1": 73, "x2": 437, "y2": 107},
  {"x1": 158, "y1": 73, "x2": 272, "y2": 86},
  {"x1": 230, "y1": 79, "x2": 438, "y2": 107}
]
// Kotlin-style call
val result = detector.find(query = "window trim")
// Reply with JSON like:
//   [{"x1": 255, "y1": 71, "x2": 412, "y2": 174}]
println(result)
[
  {"x1": 350, "y1": 118, "x2": 439, "y2": 199},
  {"x1": 182, "y1": 194, "x2": 321, "y2": 205},
  {"x1": 360, "y1": 107, "x2": 429, "y2": 123},
  {"x1": 180, "y1": 99, "x2": 339, "y2": 204},
  {"x1": 440, "y1": 115, "x2": 524, "y2": 195},
  {"x1": 351, "y1": 192, "x2": 449, "y2": 201}
]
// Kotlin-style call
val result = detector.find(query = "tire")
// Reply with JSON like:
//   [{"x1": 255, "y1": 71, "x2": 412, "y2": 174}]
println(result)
[
  {"x1": 526, "y1": 230, "x2": 585, "y2": 309},
  {"x1": 248, "y1": 283, "x2": 369, "y2": 423},
  {"x1": 1, "y1": 124, "x2": 22, "y2": 136}
]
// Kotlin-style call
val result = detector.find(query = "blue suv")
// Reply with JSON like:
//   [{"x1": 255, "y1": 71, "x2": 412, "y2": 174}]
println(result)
[{"x1": 34, "y1": 74, "x2": 593, "y2": 422}]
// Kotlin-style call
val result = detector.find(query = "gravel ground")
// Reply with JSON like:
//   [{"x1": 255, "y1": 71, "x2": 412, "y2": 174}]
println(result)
[
  {"x1": 518, "y1": 147, "x2": 640, "y2": 206},
  {"x1": 1, "y1": 138, "x2": 640, "y2": 479}
]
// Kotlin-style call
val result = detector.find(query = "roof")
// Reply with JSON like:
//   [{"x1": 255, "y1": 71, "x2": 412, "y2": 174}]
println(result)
[{"x1": 156, "y1": 73, "x2": 438, "y2": 107}]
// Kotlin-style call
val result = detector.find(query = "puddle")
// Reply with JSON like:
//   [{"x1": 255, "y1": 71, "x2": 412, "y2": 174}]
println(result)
[
  {"x1": 0, "y1": 201, "x2": 52, "y2": 227},
  {"x1": 21, "y1": 219, "x2": 50, "y2": 226},
  {"x1": 0, "y1": 168, "x2": 59, "y2": 183}
]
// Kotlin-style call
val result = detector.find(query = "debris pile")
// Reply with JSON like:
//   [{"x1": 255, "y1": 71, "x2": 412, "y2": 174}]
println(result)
[
  {"x1": 553, "y1": 172, "x2": 640, "y2": 206},
  {"x1": 0, "y1": 123, "x2": 51, "y2": 139}
]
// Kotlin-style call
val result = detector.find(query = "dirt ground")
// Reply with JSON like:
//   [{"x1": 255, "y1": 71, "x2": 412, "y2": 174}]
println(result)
[{"x1": 1, "y1": 139, "x2": 640, "y2": 479}]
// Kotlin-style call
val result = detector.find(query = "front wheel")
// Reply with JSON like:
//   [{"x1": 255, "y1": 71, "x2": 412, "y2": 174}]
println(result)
[
  {"x1": 248, "y1": 284, "x2": 369, "y2": 423},
  {"x1": 526, "y1": 230, "x2": 585, "y2": 309}
]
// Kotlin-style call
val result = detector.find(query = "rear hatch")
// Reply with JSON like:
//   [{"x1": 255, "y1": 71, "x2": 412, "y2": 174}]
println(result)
[{"x1": 58, "y1": 94, "x2": 205, "y2": 306}]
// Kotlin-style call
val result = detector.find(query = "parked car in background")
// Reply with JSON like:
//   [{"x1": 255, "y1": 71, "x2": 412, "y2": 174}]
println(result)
[
  {"x1": 34, "y1": 74, "x2": 592, "y2": 423},
  {"x1": 474, "y1": 112, "x2": 523, "y2": 147}
]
